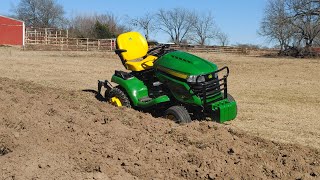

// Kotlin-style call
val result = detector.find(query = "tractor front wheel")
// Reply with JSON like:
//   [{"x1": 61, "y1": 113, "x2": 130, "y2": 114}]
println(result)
[
  {"x1": 164, "y1": 106, "x2": 191, "y2": 124},
  {"x1": 226, "y1": 93, "x2": 235, "y2": 102},
  {"x1": 106, "y1": 88, "x2": 131, "y2": 108}
]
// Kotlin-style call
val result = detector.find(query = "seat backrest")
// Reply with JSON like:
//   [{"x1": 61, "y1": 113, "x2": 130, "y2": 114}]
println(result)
[{"x1": 116, "y1": 32, "x2": 148, "y2": 61}]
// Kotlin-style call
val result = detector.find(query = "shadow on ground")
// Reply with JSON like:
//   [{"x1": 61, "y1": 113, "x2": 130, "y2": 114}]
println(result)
[{"x1": 82, "y1": 89, "x2": 105, "y2": 102}]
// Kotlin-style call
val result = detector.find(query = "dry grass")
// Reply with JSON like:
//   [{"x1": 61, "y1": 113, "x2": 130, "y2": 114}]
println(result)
[{"x1": 1, "y1": 47, "x2": 320, "y2": 149}]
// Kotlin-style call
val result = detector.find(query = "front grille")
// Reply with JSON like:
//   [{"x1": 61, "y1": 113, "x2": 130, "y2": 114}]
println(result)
[
  {"x1": 189, "y1": 67, "x2": 229, "y2": 105},
  {"x1": 190, "y1": 78, "x2": 223, "y2": 98}
]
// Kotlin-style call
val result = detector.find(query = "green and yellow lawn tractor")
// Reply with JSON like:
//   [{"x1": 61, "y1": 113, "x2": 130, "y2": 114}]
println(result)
[{"x1": 98, "y1": 32, "x2": 237, "y2": 123}]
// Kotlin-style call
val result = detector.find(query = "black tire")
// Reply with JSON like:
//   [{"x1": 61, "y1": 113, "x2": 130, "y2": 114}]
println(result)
[
  {"x1": 164, "y1": 106, "x2": 191, "y2": 124},
  {"x1": 106, "y1": 88, "x2": 131, "y2": 108},
  {"x1": 225, "y1": 93, "x2": 237, "y2": 114},
  {"x1": 226, "y1": 93, "x2": 235, "y2": 102}
]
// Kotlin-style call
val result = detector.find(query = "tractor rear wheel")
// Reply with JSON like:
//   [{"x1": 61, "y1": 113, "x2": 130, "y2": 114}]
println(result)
[
  {"x1": 106, "y1": 88, "x2": 131, "y2": 108},
  {"x1": 164, "y1": 106, "x2": 191, "y2": 124}
]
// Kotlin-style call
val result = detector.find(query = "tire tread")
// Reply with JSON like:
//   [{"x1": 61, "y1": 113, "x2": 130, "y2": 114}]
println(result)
[
  {"x1": 107, "y1": 88, "x2": 131, "y2": 108},
  {"x1": 165, "y1": 106, "x2": 191, "y2": 124}
]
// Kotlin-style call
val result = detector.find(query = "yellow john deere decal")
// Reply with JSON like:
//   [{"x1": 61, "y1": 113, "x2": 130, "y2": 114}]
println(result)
[
  {"x1": 208, "y1": 74, "x2": 213, "y2": 79},
  {"x1": 157, "y1": 66, "x2": 188, "y2": 79}
]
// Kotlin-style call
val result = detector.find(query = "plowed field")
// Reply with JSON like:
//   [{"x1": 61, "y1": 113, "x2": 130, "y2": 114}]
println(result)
[{"x1": 0, "y1": 47, "x2": 319, "y2": 179}]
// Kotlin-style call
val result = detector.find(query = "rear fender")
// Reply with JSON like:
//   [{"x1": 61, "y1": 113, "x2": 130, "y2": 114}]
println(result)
[{"x1": 111, "y1": 75, "x2": 148, "y2": 106}]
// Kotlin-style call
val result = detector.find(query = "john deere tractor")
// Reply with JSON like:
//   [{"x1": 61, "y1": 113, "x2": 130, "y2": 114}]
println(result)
[{"x1": 98, "y1": 32, "x2": 237, "y2": 123}]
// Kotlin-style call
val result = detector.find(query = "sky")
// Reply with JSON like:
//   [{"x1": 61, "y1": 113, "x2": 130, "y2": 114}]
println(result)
[{"x1": 0, "y1": 0, "x2": 269, "y2": 46}]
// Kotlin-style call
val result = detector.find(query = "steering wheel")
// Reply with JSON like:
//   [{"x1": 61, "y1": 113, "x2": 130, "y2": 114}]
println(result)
[{"x1": 147, "y1": 44, "x2": 170, "y2": 57}]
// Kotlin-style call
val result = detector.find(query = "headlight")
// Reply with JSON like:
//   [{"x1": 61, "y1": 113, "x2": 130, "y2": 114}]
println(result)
[
  {"x1": 214, "y1": 73, "x2": 218, "y2": 79},
  {"x1": 187, "y1": 75, "x2": 205, "y2": 83}
]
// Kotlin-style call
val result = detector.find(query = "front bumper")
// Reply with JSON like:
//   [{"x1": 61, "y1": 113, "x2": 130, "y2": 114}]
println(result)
[{"x1": 189, "y1": 66, "x2": 229, "y2": 106}]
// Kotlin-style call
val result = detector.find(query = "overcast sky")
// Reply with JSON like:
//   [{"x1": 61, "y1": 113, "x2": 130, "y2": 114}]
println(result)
[{"x1": 0, "y1": 0, "x2": 269, "y2": 46}]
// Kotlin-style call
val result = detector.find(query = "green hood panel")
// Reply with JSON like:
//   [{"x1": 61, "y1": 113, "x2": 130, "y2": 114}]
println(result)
[{"x1": 154, "y1": 51, "x2": 218, "y2": 76}]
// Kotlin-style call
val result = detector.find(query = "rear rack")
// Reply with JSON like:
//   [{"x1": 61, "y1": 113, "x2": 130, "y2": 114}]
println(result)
[
  {"x1": 98, "y1": 80, "x2": 113, "y2": 95},
  {"x1": 189, "y1": 66, "x2": 229, "y2": 105}
]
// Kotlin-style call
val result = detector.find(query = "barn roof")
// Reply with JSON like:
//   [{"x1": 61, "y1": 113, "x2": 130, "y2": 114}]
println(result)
[{"x1": 0, "y1": 15, "x2": 24, "y2": 23}]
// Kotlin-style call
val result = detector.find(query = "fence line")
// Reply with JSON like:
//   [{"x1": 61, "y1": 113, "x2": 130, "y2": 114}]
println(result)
[
  {"x1": 25, "y1": 28, "x2": 116, "y2": 51},
  {"x1": 26, "y1": 38, "x2": 116, "y2": 51},
  {"x1": 165, "y1": 45, "x2": 278, "y2": 55},
  {"x1": 24, "y1": 28, "x2": 278, "y2": 55}
]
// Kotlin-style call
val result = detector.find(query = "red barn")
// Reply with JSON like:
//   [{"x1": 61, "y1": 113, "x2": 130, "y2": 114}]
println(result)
[{"x1": 0, "y1": 15, "x2": 25, "y2": 46}]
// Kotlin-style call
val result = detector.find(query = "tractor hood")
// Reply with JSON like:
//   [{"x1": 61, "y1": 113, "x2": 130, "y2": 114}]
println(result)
[{"x1": 154, "y1": 51, "x2": 218, "y2": 79}]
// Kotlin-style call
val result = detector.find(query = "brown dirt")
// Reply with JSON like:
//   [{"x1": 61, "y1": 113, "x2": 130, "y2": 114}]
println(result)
[{"x1": 0, "y1": 47, "x2": 320, "y2": 179}]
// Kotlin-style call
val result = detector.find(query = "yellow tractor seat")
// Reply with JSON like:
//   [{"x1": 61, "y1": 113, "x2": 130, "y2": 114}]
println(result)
[{"x1": 115, "y1": 32, "x2": 157, "y2": 71}]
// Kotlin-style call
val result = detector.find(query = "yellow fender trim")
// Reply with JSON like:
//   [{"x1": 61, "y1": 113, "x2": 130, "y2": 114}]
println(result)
[{"x1": 157, "y1": 66, "x2": 188, "y2": 79}]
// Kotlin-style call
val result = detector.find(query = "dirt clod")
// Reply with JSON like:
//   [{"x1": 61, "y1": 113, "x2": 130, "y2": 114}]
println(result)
[
  {"x1": 227, "y1": 148, "x2": 235, "y2": 155},
  {"x1": 310, "y1": 172, "x2": 317, "y2": 177},
  {"x1": 0, "y1": 146, "x2": 12, "y2": 156}
]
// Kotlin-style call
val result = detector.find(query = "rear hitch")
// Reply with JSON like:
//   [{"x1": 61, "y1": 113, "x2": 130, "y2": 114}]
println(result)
[{"x1": 98, "y1": 80, "x2": 113, "y2": 95}]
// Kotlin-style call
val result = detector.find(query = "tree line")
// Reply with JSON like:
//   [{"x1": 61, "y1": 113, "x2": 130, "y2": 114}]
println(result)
[
  {"x1": 259, "y1": 0, "x2": 320, "y2": 56},
  {"x1": 16, "y1": 0, "x2": 320, "y2": 55},
  {"x1": 13, "y1": 0, "x2": 229, "y2": 46}
]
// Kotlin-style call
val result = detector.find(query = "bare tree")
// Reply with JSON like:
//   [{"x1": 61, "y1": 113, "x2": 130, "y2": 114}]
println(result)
[
  {"x1": 14, "y1": 0, "x2": 65, "y2": 28},
  {"x1": 95, "y1": 14, "x2": 129, "y2": 36},
  {"x1": 69, "y1": 15, "x2": 95, "y2": 38},
  {"x1": 130, "y1": 12, "x2": 156, "y2": 41},
  {"x1": 69, "y1": 13, "x2": 130, "y2": 38},
  {"x1": 315, "y1": 32, "x2": 320, "y2": 45},
  {"x1": 157, "y1": 8, "x2": 194, "y2": 44},
  {"x1": 260, "y1": 0, "x2": 320, "y2": 56},
  {"x1": 259, "y1": 0, "x2": 294, "y2": 52},
  {"x1": 216, "y1": 32, "x2": 230, "y2": 46},
  {"x1": 189, "y1": 12, "x2": 219, "y2": 46},
  {"x1": 287, "y1": 0, "x2": 320, "y2": 50}
]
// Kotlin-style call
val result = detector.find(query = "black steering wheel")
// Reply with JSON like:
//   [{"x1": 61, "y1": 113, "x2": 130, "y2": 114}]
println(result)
[{"x1": 147, "y1": 44, "x2": 171, "y2": 57}]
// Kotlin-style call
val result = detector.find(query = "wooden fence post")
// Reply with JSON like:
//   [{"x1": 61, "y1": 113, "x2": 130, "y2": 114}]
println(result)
[
  {"x1": 76, "y1": 39, "x2": 79, "y2": 51},
  {"x1": 66, "y1": 37, "x2": 69, "y2": 49},
  {"x1": 61, "y1": 37, "x2": 64, "y2": 51},
  {"x1": 35, "y1": 29, "x2": 37, "y2": 44},
  {"x1": 86, "y1": 38, "x2": 89, "y2": 51},
  {"x1": 55, "y1": 31, "x2": 58, "y2": 45},
  {"x1": 45, "y1": 28, "x2": 47, "y2": 44}
]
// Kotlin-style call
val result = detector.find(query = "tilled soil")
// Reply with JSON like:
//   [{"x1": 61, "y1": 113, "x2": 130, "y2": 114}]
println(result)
[
  {"x1": 1, "y1": 48, "x2": 319, "y2": 150},
  {"x1": 0, "y1": 77, "x2": 319, "y2": 179}
]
